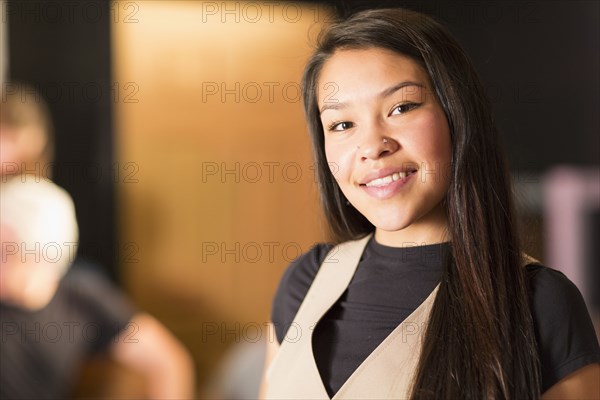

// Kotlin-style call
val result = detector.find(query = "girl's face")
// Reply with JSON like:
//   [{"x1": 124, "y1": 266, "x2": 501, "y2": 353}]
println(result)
[{"x1": 317, "y1": 48, "x2": 452, "y2": 246}]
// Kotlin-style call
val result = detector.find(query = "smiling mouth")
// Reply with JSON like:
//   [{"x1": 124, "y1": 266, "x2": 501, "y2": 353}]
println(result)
[{"x1": 361, "y1": 169, "x2": 418, "y2": 188}]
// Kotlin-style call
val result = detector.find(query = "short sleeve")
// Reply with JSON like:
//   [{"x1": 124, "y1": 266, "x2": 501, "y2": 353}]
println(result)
[
  {"x1": 528, "y1": 265, "x2": 600, "y2": 392},
  {"x1": 271, "y1": 243, "x2": 334, "y2": 344},
  {"x1": 63, "y1": 259, "x2": 138, "y2": 353}
]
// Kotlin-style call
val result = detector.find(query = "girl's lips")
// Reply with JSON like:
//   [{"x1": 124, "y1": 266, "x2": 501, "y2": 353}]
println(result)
[
  {"x1": 359, "y1": 164, "x2": 420, "y2": 186},
  {"x1": 363, "y1": 170, "x2": 413, "y2": 187},
  {"x1": 359, "y1": 170, "x2": 416, "y2": 199}
]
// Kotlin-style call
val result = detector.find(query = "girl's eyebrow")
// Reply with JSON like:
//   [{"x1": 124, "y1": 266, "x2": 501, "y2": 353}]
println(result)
[
  {"x1": 379, "y1": 81, "x2": 425, "y2": 99},
  {"x1": 319, "y1": 81, "x2": 425, "y2": 114}
]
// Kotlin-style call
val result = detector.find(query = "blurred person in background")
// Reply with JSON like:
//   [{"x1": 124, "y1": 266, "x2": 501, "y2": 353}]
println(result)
[
  {"x1": 0, "y1": 84, "x2": 195, "y2": 399},
  {"x1": 1, "y1": 82, "x2": 53, "y2": 179}
]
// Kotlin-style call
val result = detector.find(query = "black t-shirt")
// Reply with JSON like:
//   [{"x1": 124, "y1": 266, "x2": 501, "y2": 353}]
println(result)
[
  {"x1": 0, "y1": 259, "x2": 137, "y2": 400},
  {"x1": 271, "y1": 236, "x2": 600, "y2": 397}
]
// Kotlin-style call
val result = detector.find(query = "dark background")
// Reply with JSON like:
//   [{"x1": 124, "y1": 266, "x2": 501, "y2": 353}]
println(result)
[
  {"x1": 7, "y1": 0, "x2": 599, "y2": 280},
  {"x1": 7, "y1": 0, "x2": 116, "y2": 278}
]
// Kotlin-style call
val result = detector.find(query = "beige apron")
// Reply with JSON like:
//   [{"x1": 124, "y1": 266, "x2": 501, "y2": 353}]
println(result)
[
  {"x1": 265, "y1": 233, "x2": 438, "y2": 399},
  {"x1": 265, "y1": 234, "x2": 540, "y2": 399}
]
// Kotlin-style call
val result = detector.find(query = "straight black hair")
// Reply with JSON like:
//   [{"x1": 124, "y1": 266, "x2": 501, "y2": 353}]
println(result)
[{"x1": 302, "y1": 8, "x2": 541, "y2": 399}]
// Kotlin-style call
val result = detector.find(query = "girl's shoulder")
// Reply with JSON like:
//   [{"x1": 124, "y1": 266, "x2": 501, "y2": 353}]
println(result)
[
  {"x1": 524, "y1": 263, "x2": 593, "y2": 324},
  {"x1": 270, "y1": 243, "x2": 334, "y2": 343},
  {"x1": 524, "y1": 263, "x2": 600, "y2": 392}
]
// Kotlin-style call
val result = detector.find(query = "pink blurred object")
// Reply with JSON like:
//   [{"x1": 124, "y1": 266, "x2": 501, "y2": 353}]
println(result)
[{"x1": 543, "y1": 166, "x2": 600, "y2": 306}]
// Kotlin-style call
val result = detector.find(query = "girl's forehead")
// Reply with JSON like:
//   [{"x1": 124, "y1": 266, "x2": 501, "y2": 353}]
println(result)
[
  {"x1": 322, "y1": 48, "x2": 424, "y2": 78},
  {"x1": 316, "y1": 48, "x2": 431, "y2": 106}
]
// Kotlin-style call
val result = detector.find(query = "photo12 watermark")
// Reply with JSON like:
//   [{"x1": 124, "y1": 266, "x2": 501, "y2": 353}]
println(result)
[
  {"x1": 1, "y1": 162, "x2": 140, "y2": 185},
  {"x1": 0, "y1": 241, "x2": 141, "y2": 265},
  {"x1": 1, "y1": 81, "x2": 140, "y2": 104},
  {"x1": 201, "y1": 241, "x2": 305, "y2": 264},
  {"x1": 2, "y1": 1, "x2": 140, "y2": 24},
  {"x1": 1, "y1": 321, "x2": 139, "y2": 344},
  {"x1": 198, "y1": 319, "x2": 429, "y2": 344},
  {"x1": 201, "y1": 81, "x2": 301, "y2": 104},
  {"x1": 198, "y1": 2, "x2": 334, "y2": 24},
  {"x1": 1, "y1": 241, "x2": 77, "y2": 265},
  {"x1": 200, "y1": 161, "x2": 318, "y2": 184}
]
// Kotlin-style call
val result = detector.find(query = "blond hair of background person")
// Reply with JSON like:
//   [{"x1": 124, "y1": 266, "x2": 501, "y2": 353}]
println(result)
[{"x1": 1, "y1": 83, "x2": 54, "y2": 179}]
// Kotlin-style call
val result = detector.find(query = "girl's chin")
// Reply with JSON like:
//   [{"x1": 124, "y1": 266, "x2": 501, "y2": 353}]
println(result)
[
  {"x1": 357, "y1": 206, "x2": 406, "y2": 226},
  {"x1": 367, "y1": 216, "x2": 412, "y2": 233}
]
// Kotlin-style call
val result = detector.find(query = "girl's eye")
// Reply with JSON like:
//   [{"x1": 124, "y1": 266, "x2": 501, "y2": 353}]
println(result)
[
  {"x1": 328, "y1": 121, "x2": 354, "y2": 132},
  {"x1": 390, "y1": 102, "x2": 420, "y2": 116}
]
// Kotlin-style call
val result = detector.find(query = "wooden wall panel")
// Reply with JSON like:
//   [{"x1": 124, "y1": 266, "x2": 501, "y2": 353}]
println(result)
[{"x1": 112, "y1": 0, "x2": 330, "y2": 384}]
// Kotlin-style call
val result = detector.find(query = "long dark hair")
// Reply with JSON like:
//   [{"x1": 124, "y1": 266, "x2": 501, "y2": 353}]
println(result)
[{"x1": 301, "y1": 8, "x2": 540, "y2": 399}]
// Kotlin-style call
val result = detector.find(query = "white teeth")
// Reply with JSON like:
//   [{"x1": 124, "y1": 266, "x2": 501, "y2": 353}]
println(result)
[{"x1": 365, "y1": 171, "x2": 410, "y2": 187}]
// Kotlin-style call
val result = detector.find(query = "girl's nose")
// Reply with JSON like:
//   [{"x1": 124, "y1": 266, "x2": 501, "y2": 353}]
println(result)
[{"x1": 357, "y1": 135, "x2": 399, "y2": 161}]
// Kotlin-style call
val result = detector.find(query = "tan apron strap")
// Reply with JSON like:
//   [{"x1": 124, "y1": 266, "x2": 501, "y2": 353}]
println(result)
[
  {"x1": 265, "y1": 234, "x2": 372, "y2": 399},
  {"x1": 292, "y1": 234, "x2": 373, "y2": 329}
]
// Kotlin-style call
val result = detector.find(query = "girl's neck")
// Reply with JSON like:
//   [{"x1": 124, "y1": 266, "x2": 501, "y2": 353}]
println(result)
[{"x1": 374, "y1": 204, "x2": 450, "y2": 247}]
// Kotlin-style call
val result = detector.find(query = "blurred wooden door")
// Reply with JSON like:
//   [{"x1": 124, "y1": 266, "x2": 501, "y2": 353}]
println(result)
[{"x1": 112, "y1": 0, "x2": 330, "y2": 389}]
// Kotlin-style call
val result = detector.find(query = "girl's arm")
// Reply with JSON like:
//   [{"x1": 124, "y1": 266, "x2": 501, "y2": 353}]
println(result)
[{"x1": 541, "y1": 363, "x2": 600, "y2": 399}]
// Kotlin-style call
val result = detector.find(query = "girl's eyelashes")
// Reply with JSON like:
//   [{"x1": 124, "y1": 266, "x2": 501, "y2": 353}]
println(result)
[
  {"x1": 390, "y1": 102, "x2": 421, "y2": 116},
  {"x1": 327, "y1": 121, "x2": 354, "y2": 132},
  {"x1": 324, "y1": 102, "x2": 421, "y2": 131}
]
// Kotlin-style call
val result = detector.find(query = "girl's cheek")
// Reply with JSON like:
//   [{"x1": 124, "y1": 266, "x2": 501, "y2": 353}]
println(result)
[
  {"x1": 324, "y1": 142, "x2": 336, "y2": 164},
  {"x1": 326, "y1": 148, "x2": 349, "y2": 175}
]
